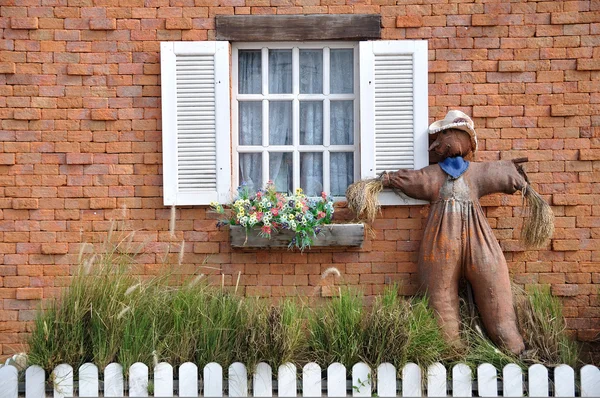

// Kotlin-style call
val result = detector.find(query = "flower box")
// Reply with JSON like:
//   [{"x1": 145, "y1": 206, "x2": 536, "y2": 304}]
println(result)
[{"x1": 229, "y1": 223, "x2": 364, "y2": 248}]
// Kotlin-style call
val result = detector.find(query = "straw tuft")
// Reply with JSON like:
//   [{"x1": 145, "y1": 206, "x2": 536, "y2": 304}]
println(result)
[
  {"x1": 345, "y1": 178, "x2": 384, "y2": 224},
  {"x1": 521, "y1": 185, "x2": 554, "y2": 249}
]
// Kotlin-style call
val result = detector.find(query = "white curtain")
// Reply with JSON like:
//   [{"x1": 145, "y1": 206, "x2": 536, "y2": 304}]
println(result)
[{"x1": 238, "y1": 48, "x2": 354, "y2": 195}]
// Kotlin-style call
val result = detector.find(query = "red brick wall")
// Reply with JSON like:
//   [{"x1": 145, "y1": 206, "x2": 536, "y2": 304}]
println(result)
[{"x1": 0, "y1": 0, "x2": 599, "y2": 358}]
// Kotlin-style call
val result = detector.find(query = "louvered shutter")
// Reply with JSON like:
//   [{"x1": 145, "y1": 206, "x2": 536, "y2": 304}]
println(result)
[
  {"x1": 359, "y1": 40, "x2": 428, "y2": 205},
  {"x1": 161, "y1": 41, "x2": 231, "y2": 205}
]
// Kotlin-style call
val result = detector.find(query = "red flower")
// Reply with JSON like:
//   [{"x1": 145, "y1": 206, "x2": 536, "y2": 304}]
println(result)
[{"x1": 261, "y1": 225, "x2": 271, "y2": 235}]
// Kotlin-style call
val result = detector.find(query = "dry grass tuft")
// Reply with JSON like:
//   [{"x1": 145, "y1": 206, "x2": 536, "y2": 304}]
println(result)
[
  {"x1": 521, "y1": 185, "x2": 554, "y2": 249},
  {"x1": 345, "y1": 178, "x2": 384, "y2": 224}
]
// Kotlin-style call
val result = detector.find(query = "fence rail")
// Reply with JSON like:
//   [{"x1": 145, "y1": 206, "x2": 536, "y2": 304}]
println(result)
[{"x1": 0, "y1": 361, "x2": 599, "y2": 397}]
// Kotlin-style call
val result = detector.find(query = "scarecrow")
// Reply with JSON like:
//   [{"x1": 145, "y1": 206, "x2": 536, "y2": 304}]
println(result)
[{"x1": 346, "y1": 110, "x2": 554, "y2": 355}]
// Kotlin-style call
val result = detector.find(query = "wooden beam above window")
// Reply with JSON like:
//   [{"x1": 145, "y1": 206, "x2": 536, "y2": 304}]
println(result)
[{"x1": 216, "y1": 14, "x2": 381, "y2": 41}]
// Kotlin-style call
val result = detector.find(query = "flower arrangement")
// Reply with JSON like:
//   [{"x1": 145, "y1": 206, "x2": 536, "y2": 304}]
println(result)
[{"x1": 211, "y1": 181, "x2": 334, "y2": 250}]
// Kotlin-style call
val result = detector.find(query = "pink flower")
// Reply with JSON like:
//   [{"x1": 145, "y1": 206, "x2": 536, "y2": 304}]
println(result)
[
  {"x1": 261, "y1": 225, "x2": 271, "y2": 234},
  {"x1": 321, "y1": 192, "x2": 327, "y2": 199},
  {"x1": 256, "y1": 212, "x2": 263, "y2": 221},
  {"x1": 271, "y1": 208, "x2": 279, "y2": 216},
  {"x1": 317, "y1": 211, "x2": 326, "y2": 219}
]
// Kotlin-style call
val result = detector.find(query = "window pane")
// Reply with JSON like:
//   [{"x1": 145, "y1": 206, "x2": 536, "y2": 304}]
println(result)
[
  {"x1": 300, "y1": 50, "x2": 323, "y2": 94},
  {"x1": 330, "y1": 49, "x2": 354, "y2": 94},
  {"x1": 269, "y1": 152, "x2": 293, "y2": 193},
  {"x1": 330, "y1": 152, "x2": 354, "y2": 196},
  {"x1": 239, "y1": 102, "x2": 262, "y2": 145},
  {"x1": 269, "y1": 50, "x2": 292, "y2": 94},
  {"x1": 269, "y1": 101, "x2": 292, "y2": 145},
  {"x1": 239, "y1": 50, "x2": 262, "y2": 94},
  {"x1": 239, "y1": 153, "x2": 262, "y2": 192},
  {"x1": 300, "y1": 152, "x2": 323, "y2": 197},
  {"x1": 330, "y1": 101, "x2": 354, "y2": 145},
  {"x1": 300, "y1": 101, "x2": 323, "y2": 145}
]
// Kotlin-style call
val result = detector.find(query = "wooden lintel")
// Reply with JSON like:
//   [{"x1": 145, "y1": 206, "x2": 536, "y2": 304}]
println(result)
[{"x1": 216, "y1": 14, "x2": 381, "y2": 41}]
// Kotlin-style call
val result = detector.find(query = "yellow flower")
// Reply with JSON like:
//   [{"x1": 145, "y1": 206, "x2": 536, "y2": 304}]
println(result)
[
  {"x1": 295, "y1": 188, "x2": 303, "y2": 195},
  {"x1": 295, "y1": 201, "x2": 302, "y2": 209},
  {"x1": 288, "y1": 213, "x2": 294, "y2": 220}
]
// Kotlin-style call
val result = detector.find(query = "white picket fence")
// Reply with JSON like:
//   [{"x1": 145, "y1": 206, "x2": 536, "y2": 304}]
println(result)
[{"x1": 0, "y1": 361, "x2": 599, "y2": 397}]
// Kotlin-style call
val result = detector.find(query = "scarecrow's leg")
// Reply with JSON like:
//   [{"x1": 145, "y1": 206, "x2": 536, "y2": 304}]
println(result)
[
  {"x1": 418, "y1": 220, "x2": 463, "y2": 347},
  {"x1": 467, "y1": 256, "x2": 525, "y2": 355}
]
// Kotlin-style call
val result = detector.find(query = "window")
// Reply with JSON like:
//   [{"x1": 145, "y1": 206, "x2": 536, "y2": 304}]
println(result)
[
  {"x1": 161, "y1": 40, "x2": 428, "y2": 206},
  {"x1": 233, "y1": 42, "x2": 359, "y2": 198}
]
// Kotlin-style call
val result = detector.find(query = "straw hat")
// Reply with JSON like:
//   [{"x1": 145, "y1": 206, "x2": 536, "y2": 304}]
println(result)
[{"x1": 428, "y1": 110, "x2": 478, "y2": 155}]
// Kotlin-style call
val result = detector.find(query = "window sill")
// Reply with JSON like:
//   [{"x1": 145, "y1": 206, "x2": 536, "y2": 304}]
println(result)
[{"x1": 229, "y1": 223, "x2": 364, "y2": 248}]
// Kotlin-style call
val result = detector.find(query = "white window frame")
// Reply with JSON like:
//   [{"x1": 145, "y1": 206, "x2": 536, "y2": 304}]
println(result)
[
  {"x1": 232, "y1": 41, "x2": 360, "y2": 199},
  {"x1": 160, "y1": 40, "x2": 428, "y2": 206}
]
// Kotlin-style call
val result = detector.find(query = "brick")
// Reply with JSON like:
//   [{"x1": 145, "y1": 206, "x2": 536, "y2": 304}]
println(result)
[
  {"x1": 0, "y1": 63, "x2": 16, "y2": 74},
  {"x1": 41, "y1": 243, "x2": 69, "y2": 255},
  {"x1": 89, "y1": 18, "x2": 117, "y2": 30},
  {"x1": 552, "y1": 240, "x2": 580, "y2": 251},
  {"x1": 66, "y1": 153, "x2": 93, "y2": 165},
  {"x1": 0, "y1": 154, "x2": 15, "y2": 165},
  {"x1": 67, "y1": 64, "x2": 93, "y2": 76},
  {"x1": 10, "y1": 17, "x2": 39, "y2": 29},
  {"x1": 13, "y1": 109, "x2": 41, "y2": 120},
  {"x1": 577, "y1": 59, "x2": 600, "y2": 71},
  {"x1": 91, "y1": 109, "x2": 118, "y2": 121},
  {"x1": 472, "y1": 14, "x2": 498, "y2": 26},
  {"x1": 16, "y1": 288, "x2": 43, "y2": 300},
  {"x1": 396, "y1": 16, "x2": 422, "y2": 27},
  {"x1": 12, "y1": 199, "x2": 38, "y2": 210},
  {"x1": 166, "y1": 18, "x2": 193, "y2": 29},
  {"x1": 498, "y1": 61, "x2": 526, "y2": 72}
]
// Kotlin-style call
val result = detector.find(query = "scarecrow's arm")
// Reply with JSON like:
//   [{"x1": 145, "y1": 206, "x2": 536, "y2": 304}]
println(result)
[
  {"x1": 382, "y1": 165, "x2": 446, "y2": 202},
  {"x1": 470, "y1": 160, "x2": 528, "y2": 198}
]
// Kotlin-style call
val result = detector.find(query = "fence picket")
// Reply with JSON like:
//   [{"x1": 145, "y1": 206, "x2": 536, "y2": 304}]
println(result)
[
  {"x1": 477, "y1": 364, "x2": 497, "y2": 397},
  {"x1": 253, "y1": 362, "x2": 272, "y2": 397},
  {"x1": 78, "y1": 363, "x2": 98, "y2": 397},
  {"x1": 53, "y1": 364, "x2": 74, "y2": 398},
  {"x1": 402, "y1": 363, "x2": 421, "y2": 397},
  {"x1": 154, "y1": 362, "x2": 173, "y2": 397},
  {"x1": 0, "y1": 364, "x2": 18, "y2": 398},
  {"x1": 104, "y1": 363, "x2": 123, "y2": 397},
  {"x1": 204, "y1": 362, "x2": 223, "y2": 397},
  {"x1": 581, "y1": 365, "x2": 600, "y2": 397},
  {"x1": 351, "y1": 362, "x2": 371, "y2": 397},
  {"x1": 302, "y1": 362, "x2": 321, "y2": 398},
  {"x1": 426, "y1": 362, "x2": 446, "y2": 397},
  {"x1": 528, "y1": 364, "x2": 549, "y2": 397},
  {"x1": 278, "y1": 363, "x2": 297, "y2": 397},
  {"x1": 26, "y1": 365, "x2": 45, "y2": 398},
  {"x1": 452, "y1": 364, "x2": 472, "y2": 397},
  {"x1": 327, "y1": 363, "x2": 346, "y2": 397},
  {"x1": 502, "y1": 364, "x2": 522, "y2": 397},
  {"x1": 376, "y1": 363, "x2": 396, "y2": 398},
  {"x1": 229, "y1": 362, "x2": 248, "y2": 397},
  {"x1": 554, "y1": 365, "x2": 574, "y2": 397},
  {"x1": 178, "y1": 362, "x2": 198, "y2": 397},
  {"x1": 128, "y1": 363, "x2": 148, "y2": 397}
]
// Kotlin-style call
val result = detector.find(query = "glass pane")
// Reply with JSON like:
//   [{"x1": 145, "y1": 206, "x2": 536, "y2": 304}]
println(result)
[
  {"x1": 300, "y1": 152, "x2": 323, "y2": 197},
  {"x1": 330, "y1": 101, "x2": 354, "y2": 145},
  {"x1": 239, "y1": 153, "x2": 262, "y2": 192},
  {"x1": 238, "y1": 50, "x2": 261, "y2": 94},
  {"x1": 269, "y1": 50, "x2": 292, "y2": 94},
  {"x1": 330, "y1": 49, "x2": 354, "y2": 94},
  {"x1": 269, "y1": 101, "x2": 292, "y2": 145},
  {"x1": 269, "y1": 152, "x2": 293, "y2": 193},
  {"x1": 300, "y1": 50, "x2": 323, "y2": 94},
  {"x1": 300, "y1": 101, "x2": 323, "y2": 145},
  {"x1": 330, "y1": 152, "x2": 354, "y2": 196},
  {"x1": 239, "y1": 102, "x2": 262, "y2": 145}
]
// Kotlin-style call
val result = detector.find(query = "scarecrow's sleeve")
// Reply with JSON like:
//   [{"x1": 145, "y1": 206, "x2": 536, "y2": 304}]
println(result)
[
  {"x1": 470, "y1": 160, "x2": 528, "y2": 198},
  {"x1": 382, "y1": 165, "x2": 445, "y2": 202}
]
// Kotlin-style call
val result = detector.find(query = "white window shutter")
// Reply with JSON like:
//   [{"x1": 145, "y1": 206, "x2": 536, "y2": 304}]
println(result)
[
  {"x1": 161, "y1": 41, "x2": 231, "y2": 205},
  {"x1": 359, "y1": 40, "x2": 428, "y2": 205}
]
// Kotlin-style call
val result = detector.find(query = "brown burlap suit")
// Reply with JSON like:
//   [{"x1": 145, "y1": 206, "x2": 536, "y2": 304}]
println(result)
[{"x1": 383, "y1": 128, "x2": 526, "y2": 354}]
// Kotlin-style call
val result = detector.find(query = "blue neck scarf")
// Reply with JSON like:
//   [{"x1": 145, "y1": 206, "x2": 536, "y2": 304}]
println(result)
[{"x1": 439, "y1": 156, "x2": 469, "y2": 179}]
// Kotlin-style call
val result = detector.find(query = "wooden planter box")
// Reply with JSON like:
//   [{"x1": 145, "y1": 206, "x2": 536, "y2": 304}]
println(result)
[{"x1": 229, "y1": 224, "x2": 364, "y2": 248}]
